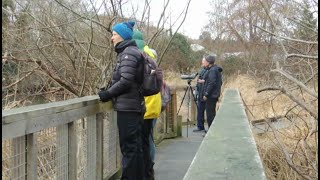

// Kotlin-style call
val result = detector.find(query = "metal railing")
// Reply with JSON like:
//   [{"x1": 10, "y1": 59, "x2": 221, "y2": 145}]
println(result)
[{"x1": 2, "y1": 88, "x2": 181, "y2": 180}]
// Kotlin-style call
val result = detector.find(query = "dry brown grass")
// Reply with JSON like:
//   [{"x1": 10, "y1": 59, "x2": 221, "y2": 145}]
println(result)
[
  {"x1": 165, "y1": 72, "x2": 318, "y2": 179},
  {"x1": 223, "y1": 74, "x2": 298, "y2": 120},
  {"x1": 223, "y1": 74, "x2": 318, "y2": 180}
]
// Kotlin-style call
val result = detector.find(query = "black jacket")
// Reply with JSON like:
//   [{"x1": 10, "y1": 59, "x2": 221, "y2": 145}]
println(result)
[
  {"x1": 196, "y1": 67, "x2": 208, "y2": 102},
  {"x1": 203, "y1": 65, "x2": 223, "y2": 99},
  {"x1": 105, "y1": 40, "x2": 145, "y2": 113}
]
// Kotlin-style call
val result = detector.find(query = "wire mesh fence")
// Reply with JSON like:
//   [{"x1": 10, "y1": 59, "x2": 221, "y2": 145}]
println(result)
[
  {"x1": 2, "y1": 137, "x2": 26, "y2": 180},
  {"x1": 1, "y1": 115, "x2": 119, "y2": 180},
  {"x1": 103, "y1": 111, "x2": 120, "y2": 177},
  {"x1": 37, "y1": 127, "x2": 57, "y2": 180}
]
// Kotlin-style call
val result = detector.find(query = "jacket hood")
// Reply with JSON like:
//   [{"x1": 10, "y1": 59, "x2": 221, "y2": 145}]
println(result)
[
  {"x1": 217, "y1": 66, "x2": 223, "y2": 72},
  {"x1": 132, "y1": 30, "x2": 145, "y2": 50}
]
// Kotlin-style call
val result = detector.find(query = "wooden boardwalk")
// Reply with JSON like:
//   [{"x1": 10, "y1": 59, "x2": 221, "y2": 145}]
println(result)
[{"x1": 154, "y1": 124, "x2": 204, "y2": 180}]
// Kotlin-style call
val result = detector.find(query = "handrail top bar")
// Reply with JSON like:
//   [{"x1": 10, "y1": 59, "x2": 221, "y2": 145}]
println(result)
[
  {"x1": 2, "y1": 95, "x2": 112, "y2": 140},
  {"x1": 2, "y1": 86, "x2": 182, "y2": 118},
  {"x1": 3, "y1": 95, "x2": 99, "y2": 117}
]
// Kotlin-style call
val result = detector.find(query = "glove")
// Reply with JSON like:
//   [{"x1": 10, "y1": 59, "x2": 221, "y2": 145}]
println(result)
[
  {"x1": 100, "y1": 87, "x2": 107, "y2": 91},
  {"x1": 98, "y1": 90, "x2": 112, "y2": 102}
]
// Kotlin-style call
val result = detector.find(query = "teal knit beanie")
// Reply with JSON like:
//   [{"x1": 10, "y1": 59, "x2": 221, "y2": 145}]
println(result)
[{"x1": 112, "y1": 21, "x2": 135, "y2": 40}]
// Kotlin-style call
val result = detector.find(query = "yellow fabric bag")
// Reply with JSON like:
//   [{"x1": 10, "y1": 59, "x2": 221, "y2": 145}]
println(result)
[{"x1": 143, "y1": 46, "x2": 162, "y2": 119}]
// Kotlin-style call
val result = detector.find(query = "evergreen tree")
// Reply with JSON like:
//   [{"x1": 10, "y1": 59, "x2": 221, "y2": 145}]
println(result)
[{"x1": 296, "y1": 0, "x2": 317, "y2": 40}]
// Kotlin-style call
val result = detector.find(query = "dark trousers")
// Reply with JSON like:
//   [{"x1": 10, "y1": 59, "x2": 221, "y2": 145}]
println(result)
[
  {"x1": 205, "y1": 98, "x2": 218, "y2": 128},
  {"x1": 196, "y1": 100, "x2": 206, "y2": 130},
  {"x1": 117, "y1": 111, "x2": 144, "y2": 180},
  {"x1": 142, "y1": 119, "x2": 154, "y2": 180}
]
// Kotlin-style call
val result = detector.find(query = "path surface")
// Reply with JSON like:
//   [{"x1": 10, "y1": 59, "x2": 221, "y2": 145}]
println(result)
[{"x1": 154, "y1": 125, "x2": 205, "y2": 180}]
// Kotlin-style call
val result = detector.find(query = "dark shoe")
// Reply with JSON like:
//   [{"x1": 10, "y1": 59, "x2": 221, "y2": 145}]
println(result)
[
  {"x1": 150, "y1": 162, "x2": 155, "y2": 180},
  {"x1": 202, "y1": 130, "x2": 207, "y2": 137},
  {"x1": 193, "y1": 128, "x2": 205, "y2": 132}
]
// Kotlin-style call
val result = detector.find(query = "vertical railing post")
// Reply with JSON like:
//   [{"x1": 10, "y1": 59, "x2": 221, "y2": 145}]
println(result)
[
  {"x1": 26, "y1": 133, "x2": 37, "y2": 180},
  {"x1": 177, "y1": 115, "x2": 182, "y2": 137},
  {"x1": 171, "y1": 88, "x2": 178, "y2": 136},
  {"x1": 87, "y1": 115, "x2": 97, "y2": 179},
  {"x1": 57, "y1": 124, "x2": 68, "y2": 180},
  {"x1": 96, "y1": 113, "x2": 104, "y2": 180},
  {"x1": 165, "y1": 103, "x2": 170, "y2": 133},
  {"x1": 68, "y1": 122, "x2": 77, "y2": 180}
]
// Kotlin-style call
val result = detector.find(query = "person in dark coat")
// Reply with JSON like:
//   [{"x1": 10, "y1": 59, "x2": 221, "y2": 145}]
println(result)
[
  {"x1": 98, "y1": 20, "x2": 146, "y2": 180},
  {"x1": 193, "y1": 58, "x2": 208, "y2": 132},
  {"x1": 202, "y1": 55, "x2": 223, "y2": 128}
]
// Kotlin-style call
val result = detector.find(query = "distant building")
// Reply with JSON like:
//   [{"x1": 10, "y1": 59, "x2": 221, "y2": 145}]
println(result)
[
  {"x1": 221, "y1": 52, "x2": 246, "y2": 60},
  {"x1": 190, "y1": 44, "x2": 217, "y2": 58},
  {"x1": 190, "y1": 44, "x2": 204, "y2": 52}
]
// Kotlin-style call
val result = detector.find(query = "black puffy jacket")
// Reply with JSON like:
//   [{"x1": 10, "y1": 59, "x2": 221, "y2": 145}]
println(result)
[
  {"x1": 196, "y1": 67, "x2": 208, "y2": 102},
  {"x1": 106, "y1": 40, "x2": 145, "y2": 113},
  {"x1": 203, "y1": 65, "x2": 223, "y2": 99}
]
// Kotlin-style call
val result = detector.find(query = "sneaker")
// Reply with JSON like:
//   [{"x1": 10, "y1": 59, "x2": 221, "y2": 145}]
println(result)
[{"x1": 193, "y1": 128, "x2": 205, "y2": 132}]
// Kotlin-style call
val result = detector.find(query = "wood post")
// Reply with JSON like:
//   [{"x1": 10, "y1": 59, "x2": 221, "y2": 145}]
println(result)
[
  {"x1": 68, "y1": 122, "x2": 77, "y2": 180},
  {"x1": 171, "y1": 89, "x2": 178, "y2": 136},
  {"x1": 87, "y1": 115, "x2": 97, "y2": 179},
  {"x1": 177, "y1": 115, "x2": 182, "y2": 137},
  {"x1": 26, "y1": 134, "x2": 37, "y2": 180},
  {"x1": 96, "y1": 113, "x2": 104, "y2": 180}
]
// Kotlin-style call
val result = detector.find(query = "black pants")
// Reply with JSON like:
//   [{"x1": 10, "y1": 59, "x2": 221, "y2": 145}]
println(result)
[
  {"x1": 117, "y1": 111, "x2": 144, "y2": 180},
  {"x1": 196, "y1": 100, "x2": 206, "y2": 130},
  {"x1": 205, "y1": 98, "x2": 218, "y2": 128},
  {"x1": 142, "y1": 119, "x2": 154, "y2": 180}
]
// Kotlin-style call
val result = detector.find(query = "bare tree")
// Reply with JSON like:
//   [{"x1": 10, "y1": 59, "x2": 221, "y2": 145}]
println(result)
[{"x1": 2, "y1": 0, "x2": 192, "y2": 109}]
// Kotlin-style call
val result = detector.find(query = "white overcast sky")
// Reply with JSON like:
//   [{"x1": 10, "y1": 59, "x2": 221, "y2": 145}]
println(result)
[
  {"x1": 94, "y1": 0, "x2": 212, "y2": 39},
  {"x1": 141, "y1": 0, "x2": 212, "y2": 39}
]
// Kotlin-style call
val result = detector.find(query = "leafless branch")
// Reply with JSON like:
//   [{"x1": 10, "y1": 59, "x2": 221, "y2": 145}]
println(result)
[
  {"x1": 253, "y1": 25, "x2": 318, "y2": 45},
  {"x1": 266, "y1": 120, "x2": 313, "y2": 180},
  {"x1": 271, "y1": 69, "x2": 318, "y2": 98},
  {"x1": 158, "y1": 0, "x2": 192, "y2": 66},
  {"x1": 257, "y1": 86, "x2": 318, "y2": 120}
]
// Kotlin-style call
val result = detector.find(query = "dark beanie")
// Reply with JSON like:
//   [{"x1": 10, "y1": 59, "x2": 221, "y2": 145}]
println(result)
[
  {"x1": 112, "y1": 21, "x2": 135, "y2": 40},
  {"x1": 205, "y1": 55, "x2": 215, "y2": 64}
]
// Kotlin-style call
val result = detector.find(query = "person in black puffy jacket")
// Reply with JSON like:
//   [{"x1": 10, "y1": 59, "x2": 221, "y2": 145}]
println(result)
[
  {"x1": 98, "y1": 20, "x2": 146, "y2": 180},
  {"x1": 202, "y1": 55, "x2": 223, "y2": 128}
]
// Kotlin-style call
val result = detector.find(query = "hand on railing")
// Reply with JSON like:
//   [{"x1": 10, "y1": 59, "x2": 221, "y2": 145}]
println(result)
[{"x1": 98, "y1": 90, "x2": 112, "y2": 102}]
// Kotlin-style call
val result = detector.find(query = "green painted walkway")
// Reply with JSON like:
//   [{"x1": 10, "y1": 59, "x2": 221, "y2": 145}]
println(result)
[
  {"x1": 154, "y1": 89, "x2": 266, "y2": 180},
  {"x1": 183, "y1": 89, "x2": 266, "y2": 180}
]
